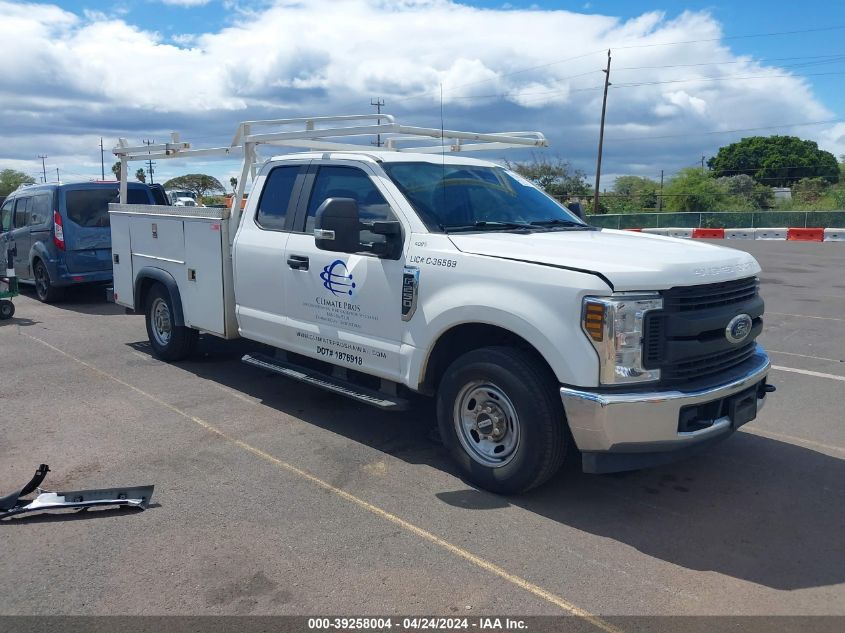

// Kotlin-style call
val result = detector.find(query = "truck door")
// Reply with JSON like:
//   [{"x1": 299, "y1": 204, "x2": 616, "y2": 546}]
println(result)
[
  {"x1": 282, "y1": 163, "x2": 406, "y2": 382},
  {"x1": 232, "y1": 162, "x2": 309, "y2": 349}
]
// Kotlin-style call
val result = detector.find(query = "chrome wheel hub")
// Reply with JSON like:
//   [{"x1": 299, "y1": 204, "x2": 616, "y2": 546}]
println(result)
[
  {"x1": 151, "y1": 298, "x2": 172, "y2": 346},
  {"x1": 453, "y1": 381, "x2": 520, "y2": 468}
]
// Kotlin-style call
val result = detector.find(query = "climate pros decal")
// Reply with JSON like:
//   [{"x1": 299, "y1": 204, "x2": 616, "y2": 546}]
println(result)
[{"x1": 302, "y1": 258, "x2": 379, "y2": 330}]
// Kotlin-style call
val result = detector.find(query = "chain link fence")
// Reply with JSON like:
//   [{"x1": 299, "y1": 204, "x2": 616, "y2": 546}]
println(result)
[{"x1": 586, "y1": 211, "x2": 845, "y2": 230}]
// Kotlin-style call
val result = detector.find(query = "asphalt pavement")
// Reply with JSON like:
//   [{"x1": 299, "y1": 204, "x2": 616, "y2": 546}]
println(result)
[{"x1": 1, "y1": 239, "x2": 843, "y2": 623}]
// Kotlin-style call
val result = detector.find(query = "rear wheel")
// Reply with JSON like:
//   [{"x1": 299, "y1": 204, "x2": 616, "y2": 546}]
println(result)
[
  {"x1": 33, "y1": 260, "x2": 65, "y2": 303},
  {"x1": 437, "y1": 346, "x2": 569, "y2": 494},
  {"x1": 0, "y1": 300, "x2": 14, "y2": 320},
  {"x1": 144, "y1": 283, "x2": 197, "y2": 361}
]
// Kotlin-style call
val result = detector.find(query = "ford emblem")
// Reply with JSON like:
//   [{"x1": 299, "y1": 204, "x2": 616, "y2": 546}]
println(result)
[{"x1": 725, "y1": 314, "x2": 753, "y2": 345}]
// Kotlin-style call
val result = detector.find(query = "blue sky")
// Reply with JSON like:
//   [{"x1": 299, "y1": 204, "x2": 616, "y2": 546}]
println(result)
[{"x1": 2, "y1": 0, "x2": 844, "y2": 189}]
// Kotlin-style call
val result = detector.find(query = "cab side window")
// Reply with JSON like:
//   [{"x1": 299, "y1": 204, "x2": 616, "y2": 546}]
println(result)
[
  {"x1": 0, "y1": 199, "x2": 13, "y2": 233},
  {"x1": 255, "y1": 166, "x2": 302, "y2": 231},
  {"x1": 304, "y1": 166, "x2": 395, "y2": 235},
  {"x1": 14, "y1": 197, "x2": 30, "y2": 228},
  {"x1": 30, "y1": 194, "x2": 51, "y2": 226}
]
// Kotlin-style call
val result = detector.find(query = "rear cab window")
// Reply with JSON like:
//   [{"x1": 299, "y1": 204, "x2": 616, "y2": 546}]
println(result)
[
  {"x1": 255, "y1": 165, "x2": 303, "y2": 231},
  {"x1": 14, "y1": 197, "x2": 31, "y2": 228}
]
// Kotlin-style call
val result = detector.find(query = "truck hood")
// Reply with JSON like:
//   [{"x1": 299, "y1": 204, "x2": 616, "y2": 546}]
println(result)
[{"x1": 448, "y1": 229, "x2": 761, "y2": 291}]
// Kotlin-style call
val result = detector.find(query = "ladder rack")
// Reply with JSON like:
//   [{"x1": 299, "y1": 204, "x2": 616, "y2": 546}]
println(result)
[{"x1": 113, "y1": 113, "x2": 548, "y2": 232}]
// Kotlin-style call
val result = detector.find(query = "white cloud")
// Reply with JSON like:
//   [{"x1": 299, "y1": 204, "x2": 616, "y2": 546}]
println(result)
[
  {"x1": 158, "y1": 0, "x2": 211, "y2": 6},
  {"x1": 0, "y1": 0, "x2": 841, "y2": 184}
]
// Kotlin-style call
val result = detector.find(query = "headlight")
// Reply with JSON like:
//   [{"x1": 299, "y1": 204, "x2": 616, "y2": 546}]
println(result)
[{"x1": 582, "y1": 293, "x2": 663, "y2": 385}]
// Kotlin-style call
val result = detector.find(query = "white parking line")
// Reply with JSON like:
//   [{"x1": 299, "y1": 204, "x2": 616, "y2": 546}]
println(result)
[
  {"x1": 768, "y1": 349, "x2": 843, "y2": 363},
  {"x1": 772, "y1": 365, "x2": 845, "y2": 382},
  {"x1": 768, "y1": 312, "x2": 845, "y2": 322},
  {"x1": 21, "y1": 331, "x2": 620, "y2": 633},
  {"x1": 741, "y1": 427, "x2": 845, "y2": 456}
]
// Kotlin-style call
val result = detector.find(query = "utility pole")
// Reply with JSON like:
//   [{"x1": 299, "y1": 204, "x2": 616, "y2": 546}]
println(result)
[
  {"x1": 100, "y1": 138, "x2": 106, "y2": 180},
  {"x1": 143, "y1": 139, "x2": 156, "y2": 184},
  {"x1": 701, "y1": 155, "x2": 705, "y2": 170},
  {"x1": 371, "y1": 98, "x2": 385, "y2": 147},
  {"x1": 38, "y1": 155, "x2": 47, "y2": 183},
  {"x1": 593, "y1": 50, "x2": 611, "y2": 215},
  {"x1": 56, "y1": 167, "x2": 60, "y2": 184},
  {"x1": 658, "y1": 169, "x2": 664, "y2": 212}
]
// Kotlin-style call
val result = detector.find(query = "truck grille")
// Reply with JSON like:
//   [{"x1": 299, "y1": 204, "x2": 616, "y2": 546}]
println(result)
[
  {"x1": 659, "y1": 342, "x2": 758, "y2": 383},
  {"x1": 663, "y1": 277, "x2": 759, "y2": 312},
  {"x1": 644, "y1": 277, "x2": 763, "y2": 386}
]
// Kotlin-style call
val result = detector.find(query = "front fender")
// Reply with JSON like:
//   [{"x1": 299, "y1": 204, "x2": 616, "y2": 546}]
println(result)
[{"x1": 406, "y1": 270, "x2": 608, "y2": 389}]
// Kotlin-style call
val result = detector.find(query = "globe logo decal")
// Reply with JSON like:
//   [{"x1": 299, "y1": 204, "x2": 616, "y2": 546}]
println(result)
[{"x1": 320, "y1": 259, "x2": 356, "y2": 297}]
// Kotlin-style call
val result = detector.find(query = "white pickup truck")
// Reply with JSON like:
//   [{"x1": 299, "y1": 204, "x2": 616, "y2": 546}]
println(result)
[{"x1": 110, "y1": 115, "x2": 773, "y2": 493}]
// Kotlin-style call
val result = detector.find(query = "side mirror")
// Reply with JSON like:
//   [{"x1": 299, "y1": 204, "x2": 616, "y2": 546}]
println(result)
[
  {"x1": 567, "y1": 201, "x2": 585, "y2": 221},
  {"x1": 314, "y1": 198, "x2": 363, "y2": 254},
  {"x1": 314, "y1": 198, "x2": 403, "y2": 258}
]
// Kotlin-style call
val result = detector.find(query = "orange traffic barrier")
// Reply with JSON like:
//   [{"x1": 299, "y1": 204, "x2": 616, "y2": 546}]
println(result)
[
  {"x1": 787, "y1": 227, "x2": 824, "y2": 242},
  {"x1": 623, "y1": 228, "x2": 642, "y2": 232},
  {"x1": 692, "y1": 228, "x2": 725, "y2": 239}
]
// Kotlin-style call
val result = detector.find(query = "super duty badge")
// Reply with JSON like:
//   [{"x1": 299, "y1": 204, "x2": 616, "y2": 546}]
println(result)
[{"x1": 401, "y1": 266, "x2": 420, "y2": 321}]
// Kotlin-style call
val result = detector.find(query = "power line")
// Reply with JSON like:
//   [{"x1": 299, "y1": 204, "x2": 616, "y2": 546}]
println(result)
[
  {"x1": 608, "y1": 118, "x2": 844, "y2": 143},
  {"x1": 394, "y1": 24, "x2": 845, "y2": 101},
  {"x1": 455, "y1": 67, "x2": 845, "y2": 106},
  {"x1": 611, "y1": 52, "x2": 845, "y2": 72},
  {"x1": 612, "y1": 68, "x2": 845, "y2": 89}
]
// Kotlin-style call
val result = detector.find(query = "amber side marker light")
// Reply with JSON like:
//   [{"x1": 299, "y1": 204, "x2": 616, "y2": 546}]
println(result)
[{"x1": 583, "y1": 301, "x2": 605, "y2": 342}]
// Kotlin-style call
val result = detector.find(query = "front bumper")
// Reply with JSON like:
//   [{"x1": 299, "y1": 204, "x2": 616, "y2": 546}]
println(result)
[{"x1": 560, "y1": 346, "x2": 771, "y2": 473}]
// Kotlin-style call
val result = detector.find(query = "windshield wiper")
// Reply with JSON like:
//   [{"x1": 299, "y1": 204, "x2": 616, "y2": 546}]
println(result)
[
  {"x1": 529, "y1": 219, "x2": 593, "y2": 229},
  {"x1": 441, "y1": 221, "x2": 537, "y2": 233}
]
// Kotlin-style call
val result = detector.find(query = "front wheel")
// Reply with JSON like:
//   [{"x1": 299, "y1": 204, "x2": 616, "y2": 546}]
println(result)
[
  {"x1": 144, "y1": 284, "x2": 198, "y2": 361},
  {"x1": 437, "y1": 346, "x2": 569, "y2": 494},
  {"x1": 0, "y1": 300, "x2": 14, "y2": 320}
]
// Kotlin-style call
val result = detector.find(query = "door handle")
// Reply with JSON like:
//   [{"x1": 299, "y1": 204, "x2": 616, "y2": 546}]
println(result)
[{"x1": 287, "y1": 255, "x2": 309, "y2": 271}]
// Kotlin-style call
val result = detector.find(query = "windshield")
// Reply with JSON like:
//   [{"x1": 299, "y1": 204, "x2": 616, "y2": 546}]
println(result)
[
  {"x1": 381, "y1": 162, "x2": 587, "y2": 232},
  {"x1": 168, "y1": 190, "x2": 195, "y2": 200}
]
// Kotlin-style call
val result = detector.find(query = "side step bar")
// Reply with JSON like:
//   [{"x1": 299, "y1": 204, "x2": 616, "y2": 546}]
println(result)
[{"x1": 242, "y1": 353, "x2": 409, "y2": 411}]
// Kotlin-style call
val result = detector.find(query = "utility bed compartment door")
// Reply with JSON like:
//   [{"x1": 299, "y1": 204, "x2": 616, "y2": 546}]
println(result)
[
  {"x1": 182, "y1": 220, "x2": 225, "y2": 335},
  {"x1": 129, "y1": 217, "x2": 185, "y2": 262},
  {"x1": 110, "y1": 214, "x2": 133, "y2": 308}
]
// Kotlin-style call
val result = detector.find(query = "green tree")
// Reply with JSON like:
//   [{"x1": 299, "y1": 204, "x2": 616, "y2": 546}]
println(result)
[
  {"x1": 135, "y1": 168, "x2": 146, "y2": 183},
  {"x1": 111, "y1": 161, "x2": 122, "y2": 182},
  {"x1": 792, "y1": 177, "x2": 828, "y2": 205},
  {"x1": 715, "y1": 174, "x2": 774, "y2": 209},
  {"x1": 229, "y1": 176, "x2": 238, "y2": 193},
  {"x1": 708, "y1": 136, "x2": 839, "y2": 187},
  {"x1": 163, "y1": 174, "x2": 225, "y2": 201},
  {"x1": 0, "y1": 169, "x2": 35, "y2": 197},
  {"x1": 664, "y1": 168, "x2": 729, "y2": 212},
  {"x1": 504, "y1": 154, "x2": 591, "y2": 200},
  {"x1": 605, "y1": 175, "x2": 658, "y2": 212}
]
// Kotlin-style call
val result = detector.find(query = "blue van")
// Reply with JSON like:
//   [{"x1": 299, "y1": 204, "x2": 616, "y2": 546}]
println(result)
[{"x1": 0, "y1": 182, "x2": 158, "y2": 302}]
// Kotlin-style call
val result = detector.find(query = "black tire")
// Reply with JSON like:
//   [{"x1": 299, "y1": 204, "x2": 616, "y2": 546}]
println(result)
[
  {"x1": 0, "y1": 300, "x2": 14, "y2": 320},
  {"x1": 33, "y1": 259, "x2": 65, "y2": 303},
  {"x1": 144, "y1": 283, "x2": 198, "y2": 361},
  {"x1": 436, "y1": 346, "x2": 568, "y2": 494}
]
